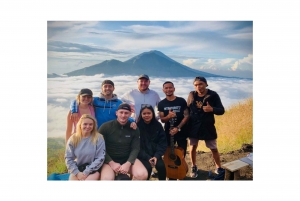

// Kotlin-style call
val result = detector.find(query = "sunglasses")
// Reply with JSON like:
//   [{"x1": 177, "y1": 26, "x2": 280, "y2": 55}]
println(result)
[{"x1": 141, "y1": 104, "x2": 152, "y2": 109}]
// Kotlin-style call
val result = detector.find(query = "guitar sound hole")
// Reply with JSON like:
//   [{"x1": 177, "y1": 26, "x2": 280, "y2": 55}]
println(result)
[{"x1": 169, "y1": 154, "x2": 176, "y2": 161}]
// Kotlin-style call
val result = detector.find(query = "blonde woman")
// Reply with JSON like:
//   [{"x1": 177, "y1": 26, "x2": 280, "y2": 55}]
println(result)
[
  {"x1": 65, "y1": 114, "x2": 105, "y2": 181},
  {"x1": 66, "y1": 88, "x2": 95, "y2": 143}
]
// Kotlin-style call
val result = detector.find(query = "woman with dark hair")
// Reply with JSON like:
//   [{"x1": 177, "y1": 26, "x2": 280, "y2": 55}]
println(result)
[{"x1": 137, "y1": 104, "x2": 167, "y2": 180}]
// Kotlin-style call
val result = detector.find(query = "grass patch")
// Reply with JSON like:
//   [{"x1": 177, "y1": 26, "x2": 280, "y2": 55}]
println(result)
[
  {"x1": 195, "y1": 97, "x2": 253, "y2": 153},
  {"x1": 47, "y1": 138, "x2": 67, "y2": 176}
]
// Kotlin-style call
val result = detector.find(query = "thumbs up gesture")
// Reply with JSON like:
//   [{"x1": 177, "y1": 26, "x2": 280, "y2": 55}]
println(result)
[
  {"x1": 167, "y1": 109, "x2": 176, "y2": 118},
  {"x1": 203, "y1": 101, "x2": 213, "y2": 112}
]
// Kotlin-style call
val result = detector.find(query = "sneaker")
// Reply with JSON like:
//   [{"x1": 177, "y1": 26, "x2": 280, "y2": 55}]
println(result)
[
  {"x1": 215, "y1": 167, "x2": 225, "y2": 175},
  {"x1": 190, "y1": 166, "x2": 198, "y2": 178}
]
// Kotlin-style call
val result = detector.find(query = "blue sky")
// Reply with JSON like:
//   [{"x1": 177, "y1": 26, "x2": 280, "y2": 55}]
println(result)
[{"x1": 48, "y1": 21, "x2": 253, "y2": 78}]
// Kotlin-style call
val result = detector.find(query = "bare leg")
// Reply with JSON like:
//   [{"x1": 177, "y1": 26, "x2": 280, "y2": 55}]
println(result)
[
  {"x1": 100, "y1": 164, "x2": 115, "y2": 180},
  {"x1": 129, "y1": 159, "x2": 148, "y2": 180},
  {"x1": 85, "y1": 172, "x2": 100, "y2": 180},
  {"x1": 211, "y1": 148, "x2": 221, "y2": 168},
  {"x1": 69, "y1": 173, "x2": 79, "y2": 180},
  {"x1": 189, "y1": 139, "x2": 199, "y2": 167},
  {"x1": 190, "y1": 145, "x2": 198, "y2": 166}
]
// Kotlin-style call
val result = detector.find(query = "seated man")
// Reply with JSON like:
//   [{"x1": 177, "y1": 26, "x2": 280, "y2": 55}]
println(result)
[{"x1": 98, "y1": 103, "x2": 148, "y2": 180}]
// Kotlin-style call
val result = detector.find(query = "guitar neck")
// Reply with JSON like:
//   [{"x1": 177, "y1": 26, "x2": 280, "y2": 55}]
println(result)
[{"x1": 170, "y1": 117, "x2": 175, "y2": 153}]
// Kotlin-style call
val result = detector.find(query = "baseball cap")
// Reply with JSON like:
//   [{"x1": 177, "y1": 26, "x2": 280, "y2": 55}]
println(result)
[
  {"x1": 138, "y1": 74, "x2": 149, "y2": 80},
  {"x1": 194, "y1": 76, "x2": 208, "y2": 86},
  {"x1": 79, "y1": 88, "x2": 93, "y2": 96},
  {"x1": 117, "y1": 103, "x2": 131, "y2": 112}
]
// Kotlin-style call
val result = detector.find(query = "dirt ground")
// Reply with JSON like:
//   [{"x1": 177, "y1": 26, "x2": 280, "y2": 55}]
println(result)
[{"x1": 150, "y1": 143, "x2": 253, "y2": 181}]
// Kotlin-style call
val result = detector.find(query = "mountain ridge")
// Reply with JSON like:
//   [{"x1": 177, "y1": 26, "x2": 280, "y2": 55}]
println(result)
[{"x1": 63, "y1": 50, "x2": 225, "y2": 78}]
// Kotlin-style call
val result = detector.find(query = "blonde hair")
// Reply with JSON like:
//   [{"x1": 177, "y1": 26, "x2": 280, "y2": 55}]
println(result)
[{"x1": 70, "y1": 114, "x2": 101, "y2": 148}]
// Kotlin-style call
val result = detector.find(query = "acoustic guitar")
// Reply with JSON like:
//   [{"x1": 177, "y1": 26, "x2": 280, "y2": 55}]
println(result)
[{"x1": 164, "y1": 118, "x2": 188, "y2": 179}]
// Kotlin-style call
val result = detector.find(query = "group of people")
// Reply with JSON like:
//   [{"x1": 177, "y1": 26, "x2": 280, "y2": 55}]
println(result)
[{"x1": 64, "y1": 74, "x2": 225, "y2": 181}]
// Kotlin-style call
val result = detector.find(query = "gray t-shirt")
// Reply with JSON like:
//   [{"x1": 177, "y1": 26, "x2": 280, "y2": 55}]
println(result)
[
  {"x1": 121, "y1": 88, "x2": 161, "y2": 120},
  {"x1": 65, "y1": 134, "x2": 106, "y2": 176}
]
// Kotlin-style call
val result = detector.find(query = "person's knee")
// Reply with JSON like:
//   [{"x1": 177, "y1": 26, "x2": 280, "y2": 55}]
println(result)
[
  {"x1": 86, "y1": 172, "x2": 100, "y2": 180},
  {"x1": 69, "y1": 174, "x2": 78, "y2": 180},
  {"x1": 100, "y1": 168, "x2": 115, "y2": 180},
  {"x1": 100, "y1": 173, "x2": 114, "y2": 180},
  {"x1": 133, "y1": 169, "x2": 148, "y2": 180}
]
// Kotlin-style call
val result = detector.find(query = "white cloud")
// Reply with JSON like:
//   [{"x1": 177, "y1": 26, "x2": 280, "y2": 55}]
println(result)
[
  {"x1": 183, "y1": 59, "x2": 198, "y2": 66},
  {"x1": 230, "y1": 54, "x2": 253, "y2": 71},
  {"x1": 231, "y1": 61, "x2": 239, "y2": 71},
  {"x1": 47, "y1": 75, "x2": 252, "y2": 138}
]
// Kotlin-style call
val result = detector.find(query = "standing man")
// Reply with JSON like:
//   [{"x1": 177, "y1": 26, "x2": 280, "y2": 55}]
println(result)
[
  {"x1": 158, "y1": 81, "x2": 189, "y2": 180},
  {"x1": 158, "y1": 81, "x2": 189, "y2": 156},
  {"x1": 70, "y1": 80, "x2": 130, "y2": 129},
  {"x1": 121, "y1": 74, "x2": 161, "y2": 121},
  {"x1": 98, "y1": 103, "x2": 148, "y2": 180},
  {"x1": 187, "y1": 76, "x2": 225, "y2": 178}
]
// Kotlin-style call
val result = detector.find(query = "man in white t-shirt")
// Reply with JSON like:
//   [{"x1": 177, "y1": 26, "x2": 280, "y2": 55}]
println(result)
[{"x1": 121, "y1": 74, "x2": 161, "y2": 121}]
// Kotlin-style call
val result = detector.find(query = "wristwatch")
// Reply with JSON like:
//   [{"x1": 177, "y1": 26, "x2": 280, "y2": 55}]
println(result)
[{"x1": 177, "y1": 126, "x2": 181, "y2": 132}]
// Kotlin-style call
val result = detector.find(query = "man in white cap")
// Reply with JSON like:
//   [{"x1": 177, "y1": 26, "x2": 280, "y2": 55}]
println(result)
[{"x1": 121, "y1": 74, "x2": 161, "y2": 121}]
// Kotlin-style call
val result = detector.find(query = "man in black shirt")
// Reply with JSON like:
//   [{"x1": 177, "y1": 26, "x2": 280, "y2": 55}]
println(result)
[
  {"x1": 187, "y1": 76, "x2": 225, "y2": 178},
  {"x1": 158, "y1": 81, "x2": 189, "y2": 157}
]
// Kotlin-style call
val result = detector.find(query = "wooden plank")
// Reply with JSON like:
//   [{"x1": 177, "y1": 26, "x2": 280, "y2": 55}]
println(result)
[
  {"x1": 222, "y1": 160, "x2": 249, "y2": 172},
  {"x1": 234, "y1": 170, "x2": 240, "y2": 180},
  {"x1": 224, "y1": 169, "x2": 233, "y2": 180}
]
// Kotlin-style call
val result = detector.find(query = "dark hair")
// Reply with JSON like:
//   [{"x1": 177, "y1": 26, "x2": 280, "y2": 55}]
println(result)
[
  {"x1": 102, "y1": 80, "x2": 114, "y2": 87},
  {"x1": 137, "y1": 104, "x2": 156, "y2": 124},
  {"x1": 163, "y1": 81, "x2": 174, "y2": 87},
  {"x1": 137, "y1": 105, "x2": 162, "y2": 137}
]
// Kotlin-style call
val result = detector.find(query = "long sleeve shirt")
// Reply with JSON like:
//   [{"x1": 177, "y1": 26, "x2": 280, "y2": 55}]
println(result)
[
  {"x1": 65, "y1": 134, "x2": 106, "y2": 176},
  {"x1": 98, "y1": 119, "x2": 140, "y2": 164},
  {"x1": 137, "y1": 121, "x2": 167, "y2": 161}
]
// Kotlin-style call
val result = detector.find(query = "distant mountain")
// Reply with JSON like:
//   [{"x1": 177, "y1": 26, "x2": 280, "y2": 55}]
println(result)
[
  {"x1": 65, "y1": 50, "x2": 222, "y2": 78},
  {"x1": 47, "y1": 73, "x2": 64, "y2": 78}
]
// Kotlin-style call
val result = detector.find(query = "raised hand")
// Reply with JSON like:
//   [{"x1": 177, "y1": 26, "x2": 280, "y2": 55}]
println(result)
[
  {"x1": 168, "y1": 109, "x2": 176, "y2": 119},
  {"x1": 203, "y1": 101, "x2": 213, "y2": 112}
]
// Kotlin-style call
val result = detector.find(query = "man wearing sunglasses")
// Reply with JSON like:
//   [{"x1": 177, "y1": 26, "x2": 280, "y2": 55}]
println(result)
[{"x1": 121, "y1": 74, "x2": 161, "y2": 121}]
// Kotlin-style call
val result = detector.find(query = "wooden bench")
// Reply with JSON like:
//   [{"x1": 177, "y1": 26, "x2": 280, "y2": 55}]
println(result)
[{"x1": 222, "y1": 160, "x2": 249, "y2": 180}]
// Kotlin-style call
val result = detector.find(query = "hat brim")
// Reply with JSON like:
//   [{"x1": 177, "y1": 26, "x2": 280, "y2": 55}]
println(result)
[
  {"x1": 80, "y1": 93, "x2": 92, "y2": 96},
  {"x1": 138, "y1": 77, "x2": 149, "y2": 80}
]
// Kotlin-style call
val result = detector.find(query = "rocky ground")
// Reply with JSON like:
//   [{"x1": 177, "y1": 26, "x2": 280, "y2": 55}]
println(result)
[{"x1": 150, "y1": 143, "x2": 253, "y2": 181}]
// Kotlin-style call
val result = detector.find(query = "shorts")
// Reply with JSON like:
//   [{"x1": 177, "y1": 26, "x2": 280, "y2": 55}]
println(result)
[{"x1": 189, "y1": 138, "x2": 217, "y2": 149}]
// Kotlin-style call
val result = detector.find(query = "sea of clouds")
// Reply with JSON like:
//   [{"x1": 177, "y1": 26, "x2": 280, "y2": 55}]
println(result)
[{"x1": 47, "y1": 74, "x2": 253, "y2": 138}]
